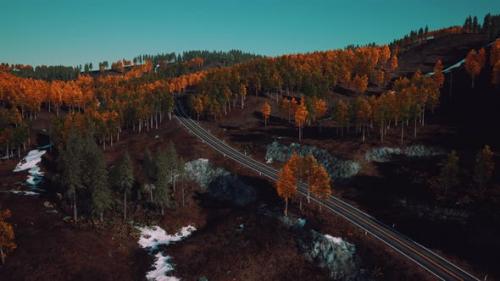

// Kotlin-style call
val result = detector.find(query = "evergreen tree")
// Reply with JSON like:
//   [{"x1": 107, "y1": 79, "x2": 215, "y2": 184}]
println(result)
[
  {"x1": 83, "y1": 138, "x2": 112, "y2": 222},
  {"x1": 111, "y1": 152, "x2": 134, "y2": 220},
  {"x1": 59, "y1": 131, "x2": 84, "y2": 222},
  {"x1": 165, "y1": 141, "x2": 179, "y2": 193},
  {"x1": 154, "y1": 150, "x2": 174, "y2": 214},
  {"x1": 473, "y1": 145, "x2": 495, "y2": 191},
  {"x1": 438, "y1": 150, "x2": 460, "y2": 196}
]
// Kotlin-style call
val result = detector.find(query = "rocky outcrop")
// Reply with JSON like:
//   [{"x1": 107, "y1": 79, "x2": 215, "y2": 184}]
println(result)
[
  {"x1": 302, "y1": 231, "x2": 360, "y2": 281},
  {"x1": 184, "y1": 158, "x2": 229, "y2": 189},
  {"x1": 265, "y1": 141, "x2": 361, "y2": 180},
  {"x1": 185, "y1": 158, "x2": 256, "y2": 207},
  {"x1": 365, "y1": 145, "x2": 444, "y2": 163}
]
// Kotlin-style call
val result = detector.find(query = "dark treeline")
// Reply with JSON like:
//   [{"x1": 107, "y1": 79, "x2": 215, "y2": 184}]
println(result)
[
  {"x1": 1, "y1": 64, "x2": 80, "y2": 81},
  {"x1": 132, "y1": 49, "x2": 262, "y2": 78},
  {"x1": 391, "y1": 13, "x2": 500, "y2": 53}
]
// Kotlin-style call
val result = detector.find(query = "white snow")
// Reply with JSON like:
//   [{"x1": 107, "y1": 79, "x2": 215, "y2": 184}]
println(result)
[
  {"x1": 137, "y1": 225, "x2": 196, "y2": 281},
  {"x1": 8, "y1": 190, "x2": 39, "y2": 196},
  {"x1": 324, "y1": 234, "x2": 343, "y2": 245},
  {"x1": 13, "y1": 149, "x2": 46, "y2": 172},
  {"x1": 443, "y1": 59, "x2": 465, "y2": 73},
  {"x1": 13, "y1": 149, "x2": 46, "y2": 187}
]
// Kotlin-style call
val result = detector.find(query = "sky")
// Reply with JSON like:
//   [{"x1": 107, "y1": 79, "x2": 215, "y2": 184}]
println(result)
[{"x1": 1, "y1": 0, "x2": 499, "y2": 67}]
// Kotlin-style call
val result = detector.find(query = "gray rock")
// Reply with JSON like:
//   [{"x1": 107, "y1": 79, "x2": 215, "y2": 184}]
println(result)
[
  {"x1": 185, "y1": 158, "x2": 256, "y2": 206},
  {"x1": 304, "y1": 231, "x2": 359, "y2": 280},
  {"x1": 184, "y1": 158, "x2": 229, "y2": 190},
  {"x1": 265, "y1": 141, "x2": 361, "y2": 180},
  {"x1": 365, "y1": 145, "x2": 444, "y2": 163}
]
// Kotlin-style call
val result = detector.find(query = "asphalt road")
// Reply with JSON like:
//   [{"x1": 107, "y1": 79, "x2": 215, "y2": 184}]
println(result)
[{"x1": 174, "y1": 101, "x2": 480, "y2": 281}]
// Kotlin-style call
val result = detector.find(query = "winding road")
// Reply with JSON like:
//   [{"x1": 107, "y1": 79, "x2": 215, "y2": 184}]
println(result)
[{"x1": 174, "y1": 101, "x2": 480, "y2": 281}]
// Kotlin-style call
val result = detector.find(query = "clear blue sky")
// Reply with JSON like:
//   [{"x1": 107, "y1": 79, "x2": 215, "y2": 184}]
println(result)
[{"x1": 1, "y1": 0, "x2": 499, "y2": 67}]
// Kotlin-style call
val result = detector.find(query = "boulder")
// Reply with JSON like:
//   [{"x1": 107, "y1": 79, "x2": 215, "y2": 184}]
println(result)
[
  {"x1": 184, "y1": 158, "x2": 229, "y2": 189},
  {"x1": 265, "y1": 141, "x2": 361, "y2": 180},
  {"x1": 365, "y1": 145, "x2": 444, "y2": 163},
  {"x1": 303, "y1": 231, "x2": 359, "y2": 280}
]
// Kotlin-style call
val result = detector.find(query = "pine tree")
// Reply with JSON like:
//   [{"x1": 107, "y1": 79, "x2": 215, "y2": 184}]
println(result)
[
  {"x1": 60, "y1": 131, "x2": 84, "y2": 222},
  {"x1": 473, "y1": 145, "x2": 495, "y2": 191},
  {"x1": 84, "y1": 138, "x2": 112, "y2": 222},
  {"x1": 0, "y1": 209, "x2": 16, "y2": 265},
  {"x1": 111, "y1": 152, "x2": 134, "y2": 221},
  {"x1": 154, "y1": 150, "x2": 174, "y2": 214},
  {"x1": 439, "y1": 150, "x2": 460, "y2": 196}
]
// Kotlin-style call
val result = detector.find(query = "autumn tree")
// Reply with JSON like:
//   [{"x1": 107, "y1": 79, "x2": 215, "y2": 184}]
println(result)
[
  {"x1": 0, "y1": 209, "x2": 16, "y2": 265},
  {"x1": 433, "y1": 59, "x2": 445, "y2": 88},
  {"x1": 465, "y1": 49, "x2": 483, "y2": 88},
  {"x1": 493, "y1": 61, "x2": 500, "y2": 87},
  {"x1": 294, "y1": 100, "x2": 308, "y2": 141},
  {"x1": 239, "y1": 84, "x2": 247, "y2": 109},
  {"x1": 261, "y1": 101, "x2": 271, "y2": 127},
  {"x1": 473, "y1": 145, "x2": 495, "y2": 191},
  {"x1": 356, "y1": 97, "x2": 372, "y2": 142},
  {"x1": 276, "y1": 161, "x2": 297, "y2": 217},
  {"x1": 310, "y1": 163, "x2": 332, "y2": 211},
  {"x1": 333, "y1": 100, "x2": 349, "y2": 136},
  {"x1": 389, "y1": 55, "x2": 398, "y2": 72},
  {"x1": 352, "y1": 74, "x2": 368, "y2": 94}
]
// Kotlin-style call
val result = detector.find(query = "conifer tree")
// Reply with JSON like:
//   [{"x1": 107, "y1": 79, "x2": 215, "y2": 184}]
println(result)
[
  {"x1": 154, "y1": 150, "x2": 174, "y2": 214},
  {"x1": 111, "y1": 152, "x2": 134, "y2": 220},
  {"x1": 60, "y1": 131, "x2": 84, "y2": 222},
  {"x1": 438, "y1": 150, "x2": 460, "y2": 196}
]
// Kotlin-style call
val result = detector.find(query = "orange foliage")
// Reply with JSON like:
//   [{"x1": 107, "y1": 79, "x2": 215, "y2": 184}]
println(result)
[
  {"x1": 261, "y1": 101, "x2": 271, "y2": 127},
  {"x1": 275, "y1": 159, "x2": 297, "y2": 216},
  {"x1": 433, "y1": 59, "x2": 445, "y2": 88},
  {"x1": 0, "y1": 209, "x2": 16, "y2": 264},
  {"x1": 465, "y1": 49, "x2": 483, "y2": 87}
]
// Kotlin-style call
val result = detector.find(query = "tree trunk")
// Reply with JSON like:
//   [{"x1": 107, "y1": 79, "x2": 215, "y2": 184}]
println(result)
[
  {"x1": 182, "y1": 186, "x2": 185, "y2": 207},
  {"x1": 401, "y1": 121, "x2": 404, "y2": 145},
  {"x1": 414, "y1": 118, "x2": 417, "y2": 138},
  {"x1": 73, "y1": 192, "x2": 78, "y2": 222},
  {"x1": 284, "y1": 198, "x2": 288, "y2": 217},
  {"x1": 0, "y1": 247, "x2": 4, "y2": 265},
  {"x1": 123, "y1": 192, "x2": 127, "y2": 221}
]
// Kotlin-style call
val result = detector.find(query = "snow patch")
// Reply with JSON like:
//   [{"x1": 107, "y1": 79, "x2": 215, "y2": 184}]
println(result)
[
  {"x1": 324, "y1": 234, "x2": 343, "y2": 245},
  {"x1": 443, "y1": 59, "x2": 465, "y2": 73},
  {"x1": 13, "y1": 149, "x2": 46, "y2": 172},
  {"x1": 137, "y1": 225, "x2": 196, "y2": 281},
  {"x1": 13, "y1": 149, "x2": 47, "y2": 187},
  {"x1": 8, "y1": 190, "x2": 39, "y2": 196}
]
